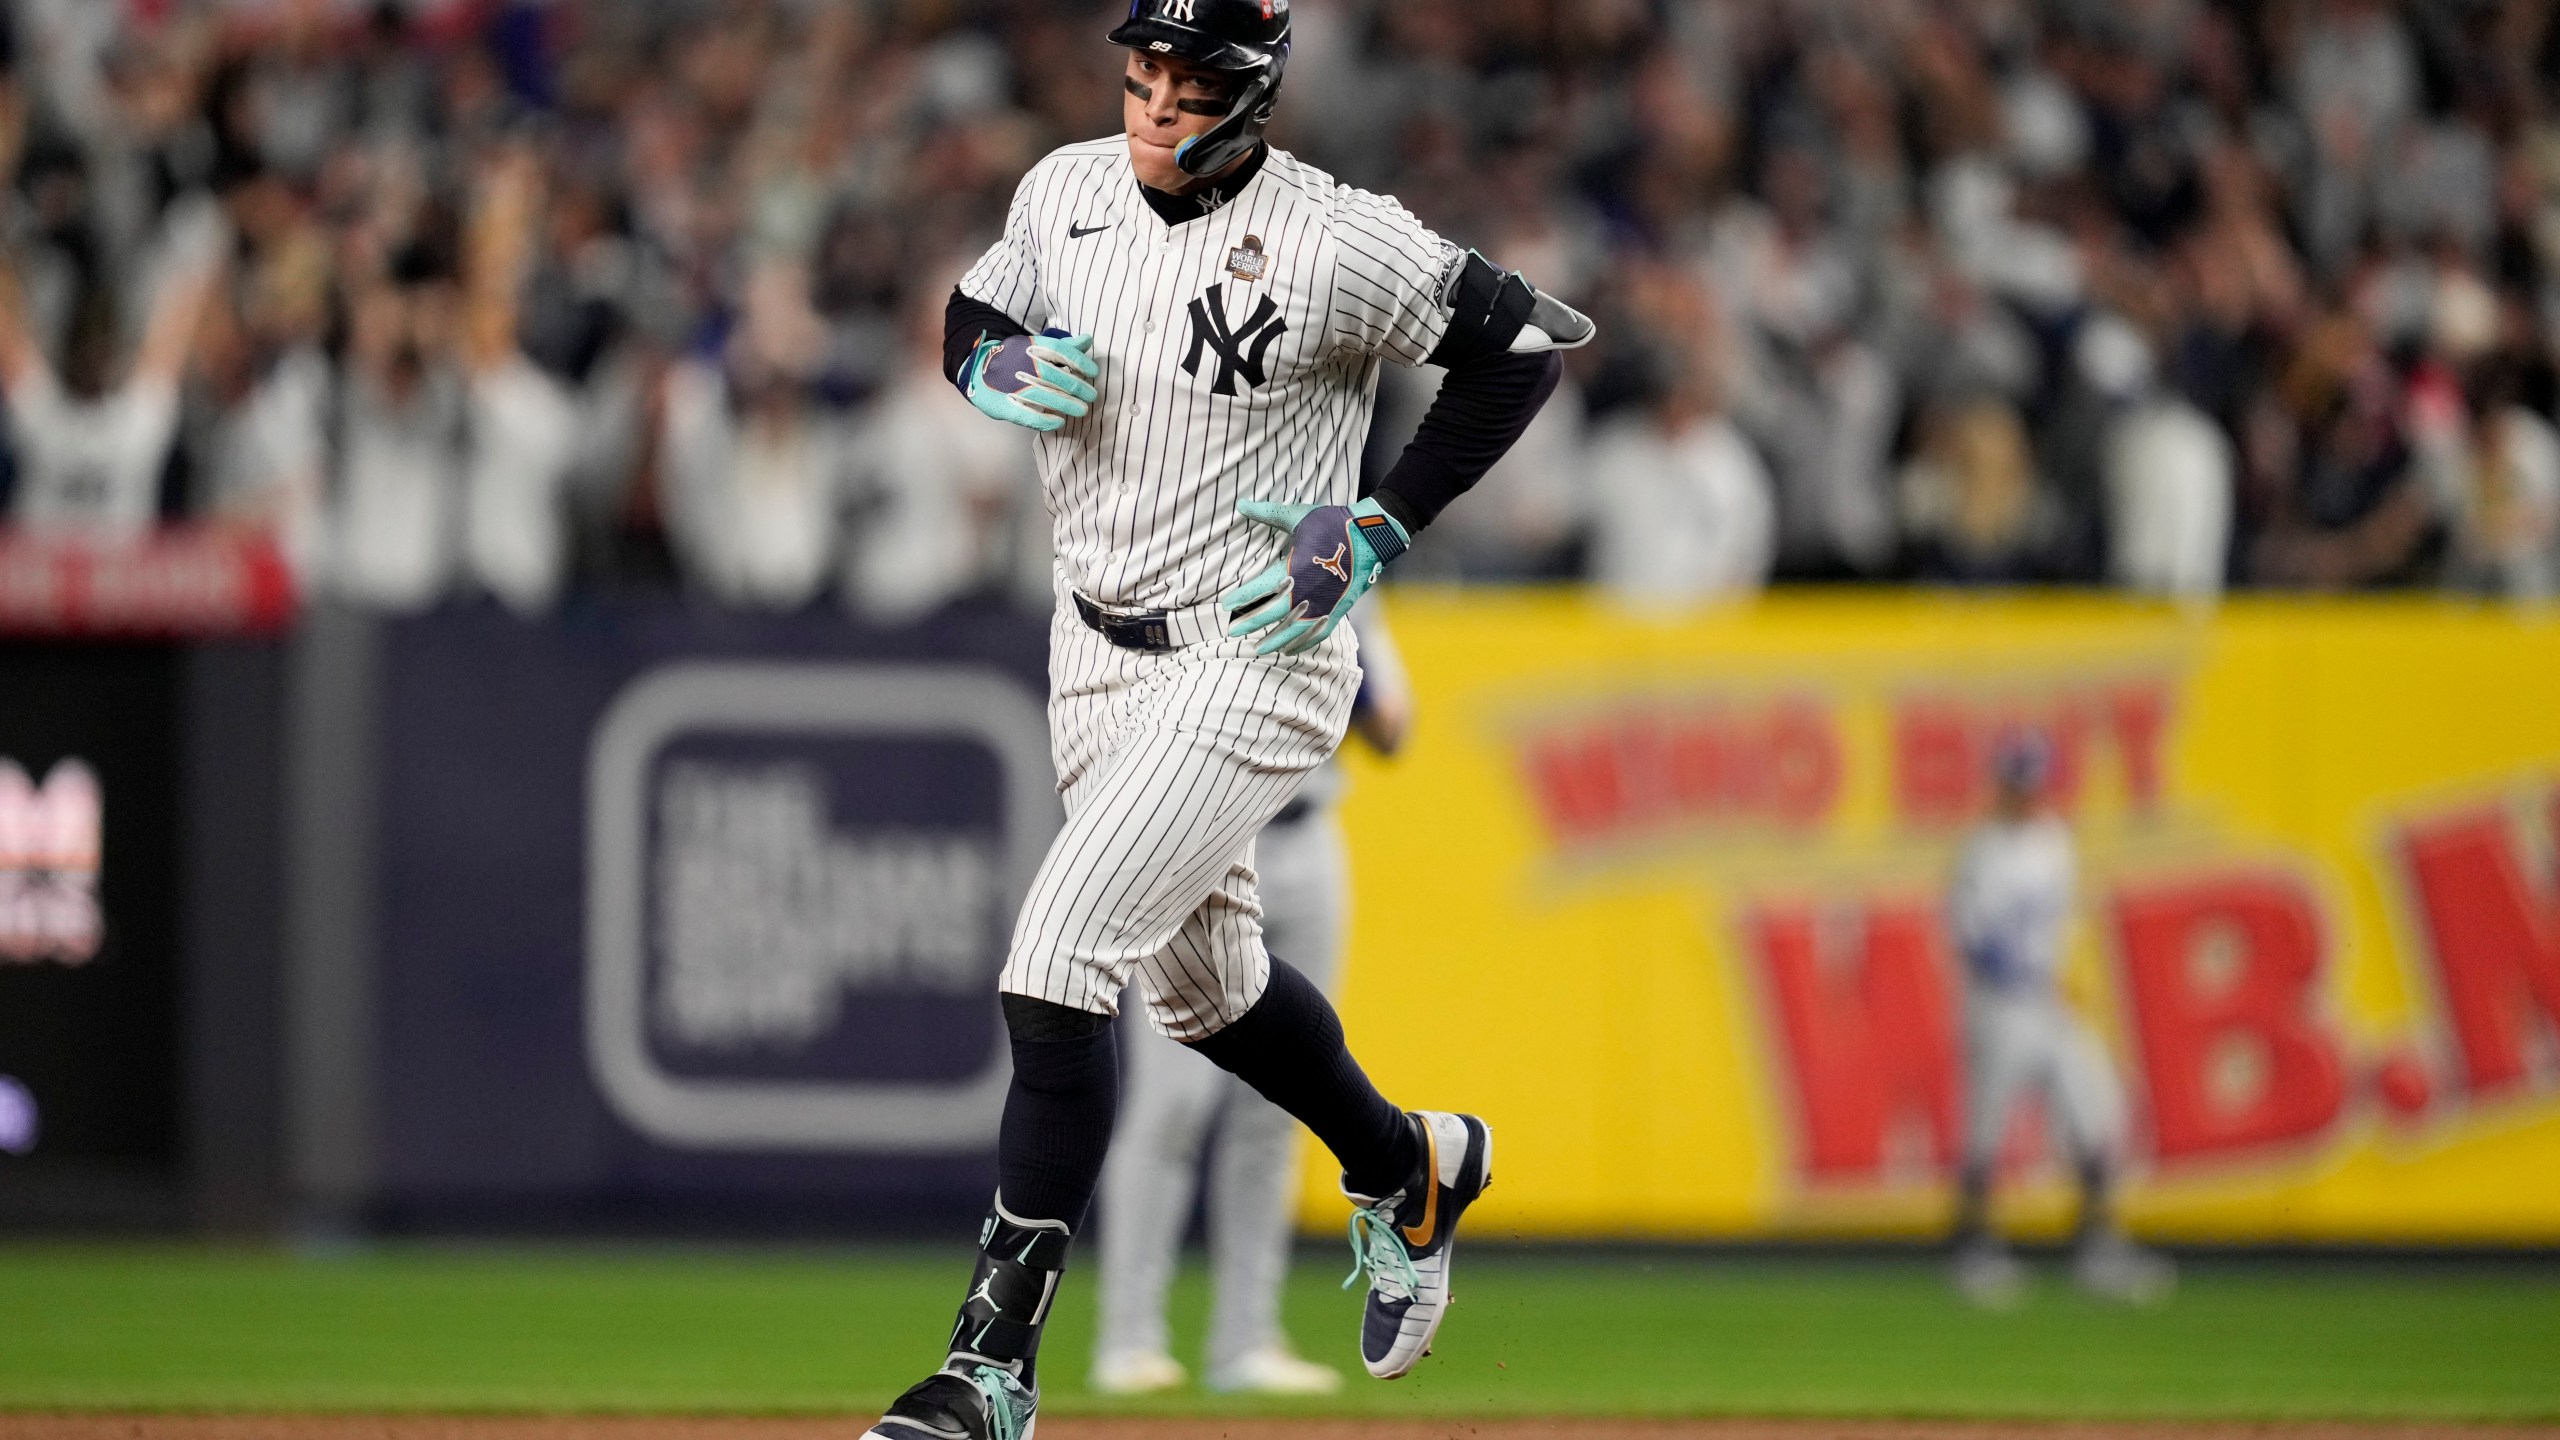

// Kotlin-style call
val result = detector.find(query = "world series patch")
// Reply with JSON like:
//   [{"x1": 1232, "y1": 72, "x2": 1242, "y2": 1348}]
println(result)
[{"x1": 1228, "y1": 235, "x2": 1268, "y2": 282}]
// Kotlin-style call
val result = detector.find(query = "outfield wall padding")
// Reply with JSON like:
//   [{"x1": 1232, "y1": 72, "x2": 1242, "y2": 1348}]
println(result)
[{"x1": 1304, "y1": 591, "x2": 2560, "y2": 1244}]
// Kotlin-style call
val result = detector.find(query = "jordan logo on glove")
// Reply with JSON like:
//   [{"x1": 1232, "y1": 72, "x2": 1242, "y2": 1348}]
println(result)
[{"x1": 1223, "y1": 498, "x2": 1410, "y2": 656}]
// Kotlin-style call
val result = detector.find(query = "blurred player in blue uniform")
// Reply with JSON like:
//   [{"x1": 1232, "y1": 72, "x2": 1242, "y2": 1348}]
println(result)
[{"x1": 1948, "y1": 730, "x2": 2174, "y2": 1308}]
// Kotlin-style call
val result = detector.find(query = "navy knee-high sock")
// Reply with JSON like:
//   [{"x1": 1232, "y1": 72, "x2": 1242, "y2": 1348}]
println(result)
[
  {"x1": 1186, "y1": 956, "x2": 1422, "y2": 1200},
  {"x1": 947, "y1": 995, "x2": 1119, "y2": 1386},
  {"x1": 994, "y1": 993, "x2": 1119, "y2": 1228}
]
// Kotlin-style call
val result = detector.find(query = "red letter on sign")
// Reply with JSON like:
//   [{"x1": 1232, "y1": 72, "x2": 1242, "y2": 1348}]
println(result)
[
  {"x1": 1521, "y1": 728, "x2": 1628, "y2": 843},
  {"x1": 2399, "y1": 803, "x2": 2560, "y2": 1099},
  {"x1": 2111, "y1": 873, "x2": 2344, "y2": 1162},
  {"x1": 1750, "y1": 901, "x2": 1960, "y2": 1182},
  {"x1": 1893, "y1": 701, "x2": 1978, "y2": 829},
  {"x1": 1764, "y1": 698, "x2": 1845, "y2": 831},
  {"x1": 2106, "y1": 683, "x2": 2172, "y2": 812}
]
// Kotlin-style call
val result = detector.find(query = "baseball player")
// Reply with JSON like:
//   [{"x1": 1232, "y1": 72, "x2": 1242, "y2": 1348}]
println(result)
[
  {"x1": 1948, "y1": 730, "x2": 2175, "y2": 1308},
  {"x1": 1089, "y1": 599, "x2": 1410, "y2": 1399},
  {"x1": 863, "y1": 2, "x2": 1590, "y2": 1435}
]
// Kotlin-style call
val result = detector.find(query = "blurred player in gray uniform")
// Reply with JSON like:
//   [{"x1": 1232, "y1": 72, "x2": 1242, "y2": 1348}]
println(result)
[
  {"x1": 864, "y1": 1, "x2": 1588, "y2": 1435},
  {"x1": 1091, "y1": 601, "x2": 1410, "y2": 1398},
  {"x1": 1948, "y1": 731, "x2": 2175, "y2": 1308}
]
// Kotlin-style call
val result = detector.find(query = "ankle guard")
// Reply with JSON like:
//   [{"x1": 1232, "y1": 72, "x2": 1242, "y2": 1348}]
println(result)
[{"x1": 946, "y1": 1196, "x2": 1072, "y2": 1378}]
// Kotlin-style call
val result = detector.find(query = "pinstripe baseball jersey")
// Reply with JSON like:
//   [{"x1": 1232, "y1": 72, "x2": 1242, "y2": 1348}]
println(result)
[{"x1": 958, "y1": 138, "x2": 1463, "y2": 609}]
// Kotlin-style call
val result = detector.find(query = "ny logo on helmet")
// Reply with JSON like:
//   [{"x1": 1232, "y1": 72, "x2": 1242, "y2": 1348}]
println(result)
[
  {"x1": 1161, "y1": 0, "x2": 1196, "y2": 21},
  {"x1": 1182, "y1": 283, "x2": 1287, "y2": 396}
]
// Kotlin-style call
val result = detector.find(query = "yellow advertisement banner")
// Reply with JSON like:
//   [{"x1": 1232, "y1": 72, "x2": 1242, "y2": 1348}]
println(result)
[{"x1": 1308, "y1": 591, "x2": 2560, "y2": 1243}]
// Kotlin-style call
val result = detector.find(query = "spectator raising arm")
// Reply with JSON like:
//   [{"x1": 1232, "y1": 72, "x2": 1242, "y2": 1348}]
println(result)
[
  {"x1": 3, "y1": 204, "x2": 224, "y2": 538},
  {"x1": 458, "y1": 145, "x2": 577, "y2": 615},
  {"x1": 132, "y1": 209, "x2": 228, "y2": 392},
  {"x1": 0, "y1": 249, "x2": 43, "y2": 397}
]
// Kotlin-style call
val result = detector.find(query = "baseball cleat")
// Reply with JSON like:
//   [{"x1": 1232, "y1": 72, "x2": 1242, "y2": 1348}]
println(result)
[
  {"x1": 1089, "y1": 1348, "x2": 1186, "y2": 1395},
  {"x1": 860, "y1": 1364, "x2": 1037, "y2": 1440},
  {"x1": 1951, "y1": 1237, "x2": 2028, "y2": 1310},
  {"x1": 1206, "y1": 1345, "x2": 1343, "y2": 1395},
  {"x1": 2074, "y1": 1234, "x2": 2175, "y2": 1306},
  {"x1": 1342, "y1": 1110, "x2": 1492, "y2": 1380}
]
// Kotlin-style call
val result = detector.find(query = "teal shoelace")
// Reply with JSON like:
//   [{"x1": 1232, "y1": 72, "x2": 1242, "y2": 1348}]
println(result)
[
  {"x1": 1342, "y1": 1203, "x2": 1421, "y2": 1298},
  {"x1": 969, "y1": 1366, "x2": 1030, "y2": 1440}
]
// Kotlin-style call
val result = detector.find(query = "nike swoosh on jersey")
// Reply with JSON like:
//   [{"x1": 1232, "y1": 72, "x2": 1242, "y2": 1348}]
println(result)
[{"x1": 1067, "y1": 222, "x2": 1111, "y2": 239}]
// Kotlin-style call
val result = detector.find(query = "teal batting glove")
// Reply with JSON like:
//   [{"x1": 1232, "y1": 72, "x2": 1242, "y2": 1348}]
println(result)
[
  {"x1": 961, "y1": 329, "x2": 1098, "y2": 432},
  {"x1": 1222, "y1": 497, "x2": 1410, "y2": 656}
]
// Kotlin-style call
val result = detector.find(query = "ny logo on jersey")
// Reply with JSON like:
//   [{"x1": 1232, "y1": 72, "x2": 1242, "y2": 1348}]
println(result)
[{"x1": 1182, "y1": 283, "x2": 1287, "y2": 396}]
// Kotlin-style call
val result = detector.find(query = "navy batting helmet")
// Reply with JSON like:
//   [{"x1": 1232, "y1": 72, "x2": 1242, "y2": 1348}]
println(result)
[
  {"x1": 1108, "y1": 0, "x2": 1290, "y2": 179},
  {"x1": 1990, "y1": 726, "x2": 2053, "y2": 797}
]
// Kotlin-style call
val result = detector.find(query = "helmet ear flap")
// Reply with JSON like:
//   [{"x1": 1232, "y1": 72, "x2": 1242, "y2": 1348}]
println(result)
[{"x1": 1174, "y1": 51, "x2": 1284, "y2": 178}]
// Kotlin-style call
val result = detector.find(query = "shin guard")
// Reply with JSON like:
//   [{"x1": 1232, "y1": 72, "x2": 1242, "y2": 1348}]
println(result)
[{"x1": 945, "y1": 1196, "x2": 1072, "y2": 1387}]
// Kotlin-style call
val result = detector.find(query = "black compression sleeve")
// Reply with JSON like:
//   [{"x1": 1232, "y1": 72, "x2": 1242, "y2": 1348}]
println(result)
[
  {"x1": 1371, "y1": 348, "x2": 1563, "y2": 534},
  {"x1": 944, "y1": 288, "x2": 1030, "y2": 391}
]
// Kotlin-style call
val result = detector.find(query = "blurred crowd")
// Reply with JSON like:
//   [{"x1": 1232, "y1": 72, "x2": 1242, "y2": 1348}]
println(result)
[{"x1": 5, "y1": 0, "x2": 2560, "y2": 616}]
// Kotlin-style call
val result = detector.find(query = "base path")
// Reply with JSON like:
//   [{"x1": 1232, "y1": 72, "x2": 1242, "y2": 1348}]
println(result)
[{"x1": 2, "y1": 1419, "x2": 2551, "y2": 1440}]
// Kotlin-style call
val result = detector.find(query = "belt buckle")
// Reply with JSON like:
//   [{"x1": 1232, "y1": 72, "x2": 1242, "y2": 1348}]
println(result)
[
  {"x1": 1078, "y1": 592, "x2": 1176, "y2": 654},
  {"x1": 1108, "y1": 611, "x2": 1171, "y2": 653}
]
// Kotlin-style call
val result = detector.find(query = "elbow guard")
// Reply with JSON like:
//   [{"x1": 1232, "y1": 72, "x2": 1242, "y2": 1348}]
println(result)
[
  {"x1": 1428, "y1": 250, "x2": 1596, "y2": 368},
  {"x1": 1515, "y1": 285, "x2": 1597, "y2": 353}
]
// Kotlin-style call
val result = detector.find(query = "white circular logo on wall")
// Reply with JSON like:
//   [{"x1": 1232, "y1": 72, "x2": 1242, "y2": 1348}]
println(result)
[{"x1": 585, "y1": 663, "x2": 1059, "y2": 1153}]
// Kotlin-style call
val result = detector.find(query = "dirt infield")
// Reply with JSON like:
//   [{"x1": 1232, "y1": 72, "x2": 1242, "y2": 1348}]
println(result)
[{"x1": 0, "y1": 1419, "x2": 2551, "y2": 1440}]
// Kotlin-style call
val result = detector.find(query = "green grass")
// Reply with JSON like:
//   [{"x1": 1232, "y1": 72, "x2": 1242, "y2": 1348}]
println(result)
[{"x1": 1, "y1": 1245, "x2": 2554, "y2": 1420}]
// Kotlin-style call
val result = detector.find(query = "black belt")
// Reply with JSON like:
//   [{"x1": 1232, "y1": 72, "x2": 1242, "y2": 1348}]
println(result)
[{"x1": 1073, "y1": 592, "x2": 1177, "y2": 653}]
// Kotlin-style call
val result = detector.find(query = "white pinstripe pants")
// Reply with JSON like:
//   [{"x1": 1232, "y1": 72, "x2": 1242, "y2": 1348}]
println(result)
[{"x1": 999, "y1": 596, "x2": 1359, "y2": 1042}]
